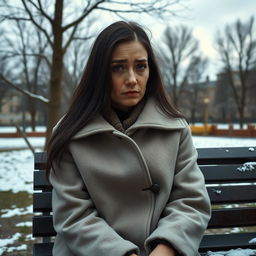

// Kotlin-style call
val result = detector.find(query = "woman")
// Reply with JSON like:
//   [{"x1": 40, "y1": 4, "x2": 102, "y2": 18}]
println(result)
[{"x1": 46, "y1": 21, "x2": 211, "y2": 256}]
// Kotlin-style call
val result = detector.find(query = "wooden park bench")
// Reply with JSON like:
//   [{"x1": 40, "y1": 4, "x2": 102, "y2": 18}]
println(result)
[{"x1": 33, "y1": 147, "x2": 256, "y2": 256}]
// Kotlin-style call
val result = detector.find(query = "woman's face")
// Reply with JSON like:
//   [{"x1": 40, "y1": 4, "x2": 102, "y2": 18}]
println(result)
[{"x1": 110, "y1": 40, "x2": 149, "y2": 111}]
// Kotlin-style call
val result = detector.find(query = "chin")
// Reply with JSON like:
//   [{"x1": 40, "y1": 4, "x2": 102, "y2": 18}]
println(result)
[
  {"x1": 112, "y1": 98, "x2": 142, "y2": 111},
  {"x1": 126, "y1": 99, "x2": 141, "y2": 107}
]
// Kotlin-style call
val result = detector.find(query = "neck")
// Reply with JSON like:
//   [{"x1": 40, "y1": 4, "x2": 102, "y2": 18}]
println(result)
[{"x1": 113, "y1": 107, "x2": 133, "y2": 122}]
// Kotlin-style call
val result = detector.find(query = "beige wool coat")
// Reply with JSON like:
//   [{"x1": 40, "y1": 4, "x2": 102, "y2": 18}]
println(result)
[{"x1": 50, "y1": 97, "x2": 211, "y2": 256}]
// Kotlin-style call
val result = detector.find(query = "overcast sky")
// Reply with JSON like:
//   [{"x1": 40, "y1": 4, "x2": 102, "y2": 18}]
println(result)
[{"x1": 148, "y1": 0, "x2": 256, "y2": 80}]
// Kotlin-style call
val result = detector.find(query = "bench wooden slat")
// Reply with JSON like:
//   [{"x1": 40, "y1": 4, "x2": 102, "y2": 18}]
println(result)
[
  {"x1": 207, "y1": 185, "x2": 256, "y2": 204},
  {"x1": 199, "y1": 232, "x2": 256, "y2": 252},
  {"x1": 33, "y1": 243, "x2": 53, "y2": 256},
  {"x1": 197, "y1": 147, "x2": 256, "y2": 165},
  {"x1": 201, "y1": 165, "x2": 256, "y2": 183},
  {"x1": 33, "y1": 192, "x2": 52, "y2": 212},
  {"x1": 33, "y1": 216, "x2": 56, "y2": 237},
  {"x1": 34, "y1": 171, "x2": 51, "y2": 190},
  {"x1": 209, "y1": 207, "x2": 256, "y2": 228},
  {"x1": 34, "y1": 152, "x2": 47, "y2": 170}
]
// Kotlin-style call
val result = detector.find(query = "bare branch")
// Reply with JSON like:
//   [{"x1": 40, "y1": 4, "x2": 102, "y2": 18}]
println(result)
[
  {"x1": 97, "y1": 7, "x2": 146, "y2": 13},
  {"x1": 63, "y1": 28, "x2": 95, "y2": 54},
  {"x1": 73, "y1": 35, "x2": 95, "y2": 40},
  {"x1": 97, "y1": 0, "x2": 181, "y2": 16},
  {"x1": 21, "y1": 0, "x2": 53, "y2": 24},
  {"x1": 0, "y1": 50, "x2": 51, "y2": 68},
  {"x1": 16, "y1": 19, "x2": 31, "y2": 90},
  {"x1": 62, "y1": 0, "x2": 104, "y2": 32},
  {"x1": 63, "y1": 24, "x2": 79, "y2": 54},
  {"x1": 14, "y1": 124, "x2": 35, "y2": 154},
  {"x1": 37, "y1": 0, "x2": 53, "y2": 24},
  {"x1": 21, "y1": 0, "x2": 53, "y2": 47},
  {"x1": 0, "y1": 15, "x2": 31, "y2": 22},
  {"x1": 0, "y1": 74, "x2": 49, "y2": 104}
]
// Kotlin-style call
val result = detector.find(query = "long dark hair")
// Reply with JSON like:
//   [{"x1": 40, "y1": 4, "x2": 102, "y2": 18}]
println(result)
[{"x1": 46, "y1": 21, "x2": 183, "y2": 177}]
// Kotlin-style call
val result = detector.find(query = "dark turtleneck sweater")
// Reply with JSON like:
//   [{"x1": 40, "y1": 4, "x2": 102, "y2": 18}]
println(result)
[{"x1": 103, "y1": 99, "x2": 146, "y2": 133}]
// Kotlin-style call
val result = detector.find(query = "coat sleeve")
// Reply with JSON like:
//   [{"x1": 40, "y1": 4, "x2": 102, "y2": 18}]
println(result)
[
  {"x1": 50, "y1": 150, "x2": 140, "y2": 256},
  {"x1": 144, "y1": 124, "x2": 211, "y2": 256}
]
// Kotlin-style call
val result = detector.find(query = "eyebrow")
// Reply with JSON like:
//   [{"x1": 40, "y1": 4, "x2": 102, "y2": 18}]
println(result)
[{"x1": 111, "y1": 58, "x2": 148, "y2": 64}]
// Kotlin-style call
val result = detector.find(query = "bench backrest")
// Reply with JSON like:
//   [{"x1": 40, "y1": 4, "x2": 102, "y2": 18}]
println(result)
[{"x1": 33, "y1": 147, "x2": 256, "y2": 254}]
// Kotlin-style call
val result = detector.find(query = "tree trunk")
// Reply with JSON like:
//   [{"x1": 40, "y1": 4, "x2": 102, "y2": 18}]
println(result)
[
  {"x1": 238, "y1": 105, "x2": 244, "y2": 128},
  {"x1": 28, "y1": 98, "x2": 36, "y2": 131},
  {"x1": 46, "y1": 0, "x2": 64, "y2": 142}
]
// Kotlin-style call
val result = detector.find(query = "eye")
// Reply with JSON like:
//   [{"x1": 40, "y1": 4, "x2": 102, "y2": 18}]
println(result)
[
  {"x1": 111, "y1": 64, "x2": 124, "y2": 73},
  {"x1": 136, "y1": 63, "x2": 148, "y2": 71}
]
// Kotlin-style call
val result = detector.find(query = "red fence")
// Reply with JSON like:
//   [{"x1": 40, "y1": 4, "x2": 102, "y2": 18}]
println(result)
[
  {"x1": 211, "y1": 124, "x2": 256, "y2": 137},
  {"x1": 0, "y1": 131, "x2": 46, "y2": 138}
]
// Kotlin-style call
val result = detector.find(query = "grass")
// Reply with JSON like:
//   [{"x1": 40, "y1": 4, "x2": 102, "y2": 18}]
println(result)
[
  {"x1": 0, "y1": 190, "x2": 35, "y2": 256},
  {"x1": 0, "y1": 191, "x2": 32, "y2": 210}
]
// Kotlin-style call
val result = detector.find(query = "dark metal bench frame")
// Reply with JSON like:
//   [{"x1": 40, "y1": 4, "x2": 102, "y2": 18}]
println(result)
[{"x1": 33, "y1": 147, "x2": 256, "y2": 256}]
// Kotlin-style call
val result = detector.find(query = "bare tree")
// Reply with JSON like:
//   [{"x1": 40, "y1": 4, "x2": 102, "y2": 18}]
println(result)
[
  {"x1": 185, "y1": 56, "x2": 208, "y2": 123},
  {"x1": 0, "y1": 16, "x2": 50, "y2": 130},
  {"x1": 1, "y1": 0, "x2": 184, "y2": 141},
  {"x1": 0, "y1": 45, "x2": 13, "y2": 107},
  {"x1": 216, "y1": 16, "x2": 256, "y2": 127},
  {"x1": 16, "y1": 19, "x2": 49, "y2": 130},
  {"x1": 159, "y1": 25, "x2": 199, "y2": 107}
]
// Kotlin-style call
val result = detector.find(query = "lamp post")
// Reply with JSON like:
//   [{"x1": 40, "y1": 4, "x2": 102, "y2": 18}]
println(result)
[{"x1": 203, "y1": 96, "x2": 210, "y2": 135}]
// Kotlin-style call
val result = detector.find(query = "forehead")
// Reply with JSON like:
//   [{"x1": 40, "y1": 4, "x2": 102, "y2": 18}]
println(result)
[{"x1": 111, "y1": 41, "x2": 148, "y2": 59}]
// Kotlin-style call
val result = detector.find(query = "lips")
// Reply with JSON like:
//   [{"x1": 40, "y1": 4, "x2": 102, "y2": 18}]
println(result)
[{"x1": 123, "y1": 91, "x2": 139, "y2": 95}]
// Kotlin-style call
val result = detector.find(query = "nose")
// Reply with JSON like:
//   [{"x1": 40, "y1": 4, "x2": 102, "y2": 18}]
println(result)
[{"x1": 126, "y1": 69, "x2": 137, "y2": 86}]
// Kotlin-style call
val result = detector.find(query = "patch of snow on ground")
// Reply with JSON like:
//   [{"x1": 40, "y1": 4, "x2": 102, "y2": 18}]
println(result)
[
  {"x1": 0, "y1": 126, "x2": 46, "y2": 132},
  {"x1": 1, "y1": 205, "x2": 32, "y2": 218},
  {"x1": 0, "y1": 137, "x2": 45, "y2": 150},
  {"x1": 16, "y1": 221, "x2": 32, "y2": 227},
  {"x1": 5, "y1": 244, "x2": 27, "y2": 253},
  {"x1": 0, "y1": 233, "x2": 21, "y2": 254},
  {"x1": 25, "y1": 234, "x2": 35, "y2": 241},
  {"x1": 0, "y1": 150, "x2": 33, "y2": 193}
]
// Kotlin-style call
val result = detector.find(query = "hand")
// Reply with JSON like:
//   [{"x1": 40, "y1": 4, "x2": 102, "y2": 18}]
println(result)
[{"x1": 149, "y1": 243, "x2": 176, "y2": 256}]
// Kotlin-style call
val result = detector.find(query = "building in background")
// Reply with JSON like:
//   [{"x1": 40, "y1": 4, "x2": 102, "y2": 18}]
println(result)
[{"x1": 0, "y1": 82, "x2": 47, "y2": 127}]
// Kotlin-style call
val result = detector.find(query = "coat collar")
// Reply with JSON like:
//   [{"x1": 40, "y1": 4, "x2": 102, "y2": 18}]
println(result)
[
  {"x1": 72, "y1": 97, "x2": 186, "y2": 140},
  {"x1": 127, "y1": 97, "x2": 186, "y2": 132}
]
